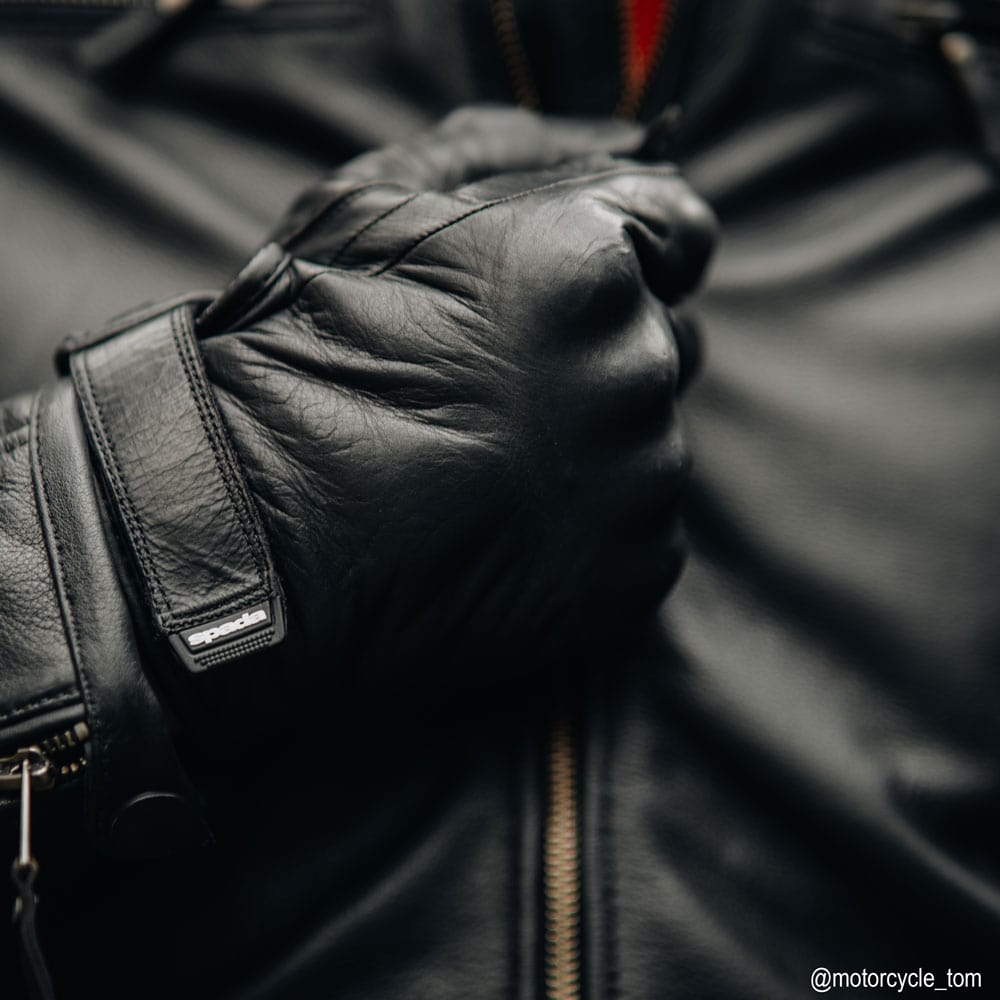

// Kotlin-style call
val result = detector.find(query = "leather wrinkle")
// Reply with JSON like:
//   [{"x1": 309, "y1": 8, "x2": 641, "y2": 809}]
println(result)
[
  {"x1": 198, "y1": 247, "x2": 287, "y2": 338},
  {"x1": 0, "y1": 53, "x2": 262, "y2": 255},
  {"x1": 680, "y1": 476, "x2": 961, "y2": 707},
  {"x1": 215, "y1": 251, "x2": 293, "y2": 335},
  {"x1": 272, "y1": 297, "x2": 500, "y2": 435},
  {"x1": 0, "y1": 429, "x2": 30, "y2": 458}
]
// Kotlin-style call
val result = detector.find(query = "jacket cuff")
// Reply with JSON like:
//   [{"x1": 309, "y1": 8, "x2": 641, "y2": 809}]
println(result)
[{"x1": 0, "y1": 381, "x2": 211, "y2": 857}]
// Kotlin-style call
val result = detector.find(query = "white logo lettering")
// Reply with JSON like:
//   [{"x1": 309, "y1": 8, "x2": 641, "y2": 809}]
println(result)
[{"x1": 188, "y1": 609, "x2": 268, "y2": 648}]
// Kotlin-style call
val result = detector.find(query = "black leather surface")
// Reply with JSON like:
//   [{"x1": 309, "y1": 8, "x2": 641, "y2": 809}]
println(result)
[
  {"x1": 606, "y1": 3, "x2": 1000, "y2": 995},
  {"x1": 1, "y1": 0, "x2": 999, "y2": 997}
]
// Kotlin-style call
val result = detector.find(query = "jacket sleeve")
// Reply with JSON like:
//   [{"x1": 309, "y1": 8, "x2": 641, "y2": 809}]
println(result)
[{"x1": 0, "y1": 380, "x2": 211, "y2": 859}]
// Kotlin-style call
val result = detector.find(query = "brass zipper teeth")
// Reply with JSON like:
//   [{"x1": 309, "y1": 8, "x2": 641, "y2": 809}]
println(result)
[
  {"x1": 616, "y1": 0, "x2": 680, "y2": 120},
  {"x1": 489, "y1": 0, "x2": 541, "y2": 110},
  {"x1": 490, "y1": 0, "x2": 680, "y2": 119},
  {"x1": 544, "y1": 712, "x2": 581, "y2": 1000},
  {"x1": 38, "y1": 721, "x2": 90, "y2": 780}
]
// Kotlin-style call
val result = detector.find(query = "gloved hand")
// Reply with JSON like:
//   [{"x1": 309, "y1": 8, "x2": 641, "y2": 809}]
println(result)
[
  {"x1": 0, "y1": 108, "x2": 715, "y2": 858},
  {"x1": 171, "y1": 107, "x2": 717, "y2": 737},
  {"x1": 35, "y1": 108, "x2": 716, "y2": 757}
]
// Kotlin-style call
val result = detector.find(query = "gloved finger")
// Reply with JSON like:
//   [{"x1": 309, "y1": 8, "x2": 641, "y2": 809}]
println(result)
[
  {"x1": 273, "y1": 107, "x2": 642, "y2": 249},
  {"x1": 284, "y1": 159, "x2": 717, "y2": 339},
  {"x1": 588, "y1": 166, "x2": 718, "y2": 302},
  {"x1": 283, "y1": 158, "x2": 630, "y2": 273},
  {"x1": 455, "y1": 163, "x2": 716, "y2": 303}
]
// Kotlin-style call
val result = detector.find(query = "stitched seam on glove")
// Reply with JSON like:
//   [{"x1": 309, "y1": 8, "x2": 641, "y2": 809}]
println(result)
[
  {"x1": 168, "y1": 309, "x2": 272, "y2": 607},
  {"x1": 331, "y1": 191, "x2": 421, "y2": 265},
  {"x1": 74, "y1": 355, "x2": 176, "y2": 619},
  {"x1": 371, "y1": 164, "x2": 679, "y2": 277},
  {"x1": 73, "y1": 311, "x2": 276, "y2": 633},
  {"x1": 283, "y1": 180, "x2": 411, "y2": 250}
]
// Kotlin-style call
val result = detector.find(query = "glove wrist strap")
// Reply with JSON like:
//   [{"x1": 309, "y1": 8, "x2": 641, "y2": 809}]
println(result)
[{"x1": 66, "y1": 302, "x2": 285, "y2": 673}]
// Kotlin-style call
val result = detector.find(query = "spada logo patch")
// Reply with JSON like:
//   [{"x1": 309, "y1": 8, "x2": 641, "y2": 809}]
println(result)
[{"x1": 181, "y1": 604, "x2": 271, "y2": 650}]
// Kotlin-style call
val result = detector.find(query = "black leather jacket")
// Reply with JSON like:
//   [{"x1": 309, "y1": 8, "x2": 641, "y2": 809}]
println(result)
[{"x1": 3, "y1": 1, "x2": 1000, "y2": 997}]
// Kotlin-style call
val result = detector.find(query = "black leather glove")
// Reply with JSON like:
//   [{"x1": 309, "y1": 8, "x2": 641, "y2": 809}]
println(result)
[
  {"x1": 1, "y1": 110, "x2": 716, "y2": 854},
  {"x1": 179, "y1": 110, "x2": 717, "y2": 735}
]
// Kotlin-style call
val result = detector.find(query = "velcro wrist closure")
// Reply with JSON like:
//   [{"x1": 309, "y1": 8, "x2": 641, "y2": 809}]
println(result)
[{"x1": 65, "y1": 301, "x2": 285, "y2": 672}]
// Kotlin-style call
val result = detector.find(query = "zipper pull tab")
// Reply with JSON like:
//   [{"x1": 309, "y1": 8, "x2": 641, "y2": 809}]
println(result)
[{"x1": 10, "y1": 750, "x2": 57, "y2": 1000}]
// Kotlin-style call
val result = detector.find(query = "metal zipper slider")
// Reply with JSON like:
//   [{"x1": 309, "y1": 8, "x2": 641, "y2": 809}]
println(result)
[
  {"x1": 9, "y1": 748, "x2": 58, "y2": 1000},
  {"x1": 0, "y1": 747, "x2": 55, "y2": 794}
]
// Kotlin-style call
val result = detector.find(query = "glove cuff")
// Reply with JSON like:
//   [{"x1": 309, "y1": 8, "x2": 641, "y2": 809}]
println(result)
[{"x1": 64, "y1": 300, "x2": 286, "y2": 673}]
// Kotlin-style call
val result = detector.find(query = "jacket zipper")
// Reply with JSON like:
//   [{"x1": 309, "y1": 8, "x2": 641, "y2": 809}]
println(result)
[
  {"x1": 490, "y1": 0, "x2": 679, "y2": 120},
  {"x1": 0, "y1": 722, "x2": 90, "y2": 793},
  {"x1": 616, "y1": 0, "x2": 678, "y2": 120},
  {"x1": 3, "y1": 724, "x2": 86, "y2": 1000},
  {"x1": 544, "y1": 709, "x2": 582, "y2": 1000},
  {"x1": 489, "y1": 0, "x2": 541, "y2": 110}
]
